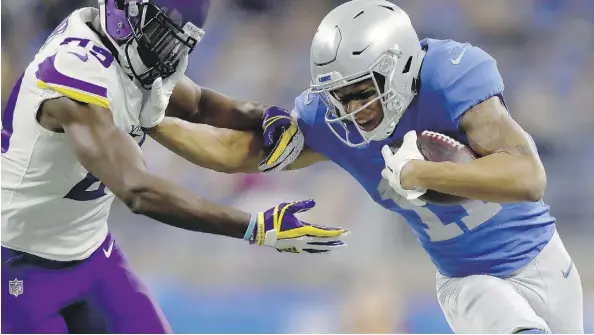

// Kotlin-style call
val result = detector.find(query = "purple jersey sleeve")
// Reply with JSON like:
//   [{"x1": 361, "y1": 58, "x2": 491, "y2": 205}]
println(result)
[{"x1": 35, "y1": 38, "x2": 115, "y2": 109}]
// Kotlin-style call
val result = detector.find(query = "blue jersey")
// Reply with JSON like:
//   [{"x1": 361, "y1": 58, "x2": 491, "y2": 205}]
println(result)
[{"x1": 294, "y1": 38, "x2": 555, "y2": 277}]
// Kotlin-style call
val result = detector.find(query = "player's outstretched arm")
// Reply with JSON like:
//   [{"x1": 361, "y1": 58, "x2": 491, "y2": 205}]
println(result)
[
  {"x1": 151, "y1": 116, "x2": 327, "y2": 173},
  {"x1": 165, "y1": 75, "x2": 266, "y2": 130},
  {"x1": 43, "y1": 97, "x2": 252, "y2": 237},
  {"x1": 42, "y1": 97, "x2": 346, "y2": 253},
  {"x1": 401, "y1": 96, "x2": 546, "y2": 203},
  {"x1": 159, "y1": 76, "x2": 307, "y2": 171}
]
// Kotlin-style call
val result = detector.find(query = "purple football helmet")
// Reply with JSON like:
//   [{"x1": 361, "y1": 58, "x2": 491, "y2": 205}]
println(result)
[{"x1": 97, "y1": 0, "x2": 208, "y2": 88}]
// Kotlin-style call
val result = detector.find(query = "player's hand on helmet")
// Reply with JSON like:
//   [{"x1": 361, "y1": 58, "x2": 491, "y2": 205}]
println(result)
[
  {"x1": 139, "y1": 51, "x2": 189, "y2": 129},
  {"x1": 244, "y1": 200, "x2": 349, "y2": 253},
  {"x1": 381, "y1": 130, "x2": 427, "y2": 206},
  {"x1": 258, "y1": 107, "x2": 305, "y2": 172}
]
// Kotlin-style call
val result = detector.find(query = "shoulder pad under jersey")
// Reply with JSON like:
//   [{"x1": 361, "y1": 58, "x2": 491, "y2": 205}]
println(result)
[
  {"x1": 35, "y1": 37, "x2": 116, "y2": 109},
  {"x1": 292, "y1": 89, "x2": 325, "y2": 127},
  {"x1": 423, "y1": 40, "x2": 504, "y2": 127}
]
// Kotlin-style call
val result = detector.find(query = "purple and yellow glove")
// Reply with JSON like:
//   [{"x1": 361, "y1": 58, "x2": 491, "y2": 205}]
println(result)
[
  {"x1": 258, "y1": 106, "x2": 305, "y2": 172},
  {"x1": 244, "y1": 200, "x2": 349, "y2": 253}
]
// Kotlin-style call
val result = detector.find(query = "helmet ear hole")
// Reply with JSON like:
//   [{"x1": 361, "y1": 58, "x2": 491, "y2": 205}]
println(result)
[
  {"x1": 115, "y1": 0, "x2": 126, "y2": 10},
  {"x1": 402, "y1": 56, "x2": 412, "y2": 74},
  {"x1": 372, "y1": 72, "x2": 386, "y2": 94}
]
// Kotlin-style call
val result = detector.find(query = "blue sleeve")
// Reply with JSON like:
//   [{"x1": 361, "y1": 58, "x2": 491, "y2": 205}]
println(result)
[
  {"x1": 291, "y1": 89, "x2": 325, "y2": 149},
  {"x1": 441, "y1": 45, "x2": 504, "y2": 128}
]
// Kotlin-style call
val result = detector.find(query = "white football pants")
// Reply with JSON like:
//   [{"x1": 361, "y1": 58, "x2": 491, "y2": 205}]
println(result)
[{"x1": 436, "y1": 230, "x2": 583, "y2": 333}]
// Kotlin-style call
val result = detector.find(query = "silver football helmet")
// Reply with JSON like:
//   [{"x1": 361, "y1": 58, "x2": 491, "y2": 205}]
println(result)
[{"x1": 310, "y1": 0, "x2": 425, "y2": 147}]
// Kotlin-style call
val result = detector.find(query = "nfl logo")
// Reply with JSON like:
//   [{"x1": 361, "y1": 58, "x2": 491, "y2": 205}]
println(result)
[{"x1": 9, "y1": 278, "x2": 23, "y2": 297}]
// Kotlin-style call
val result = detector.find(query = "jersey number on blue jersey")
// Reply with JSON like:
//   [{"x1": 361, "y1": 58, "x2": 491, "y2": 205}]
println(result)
[{"x1": 378, "y1": 178, "x2": 502, "y2": 242}]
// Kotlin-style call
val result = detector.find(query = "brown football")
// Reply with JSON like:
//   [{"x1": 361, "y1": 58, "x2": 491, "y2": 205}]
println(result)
[{"x1": 391, "y1": 131, "x2": 478, "y2": 205}]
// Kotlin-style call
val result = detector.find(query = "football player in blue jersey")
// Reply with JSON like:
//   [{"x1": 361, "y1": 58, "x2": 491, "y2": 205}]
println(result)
[{"x1": 144, "y1": 0, "x2": 584, "y2": 333}]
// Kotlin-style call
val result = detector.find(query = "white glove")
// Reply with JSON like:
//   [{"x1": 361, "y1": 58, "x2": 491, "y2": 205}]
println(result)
[
  {"x1": 139, "y1": 51, "x2": 189, "y2": 129},
  {"x1": 380, "y1": 130, "x2": 427, "y2": 206}
]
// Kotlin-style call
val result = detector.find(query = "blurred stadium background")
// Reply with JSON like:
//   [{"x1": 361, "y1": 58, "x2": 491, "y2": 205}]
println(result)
[{"x1": 2, "y1": 0, "x2": 593, "y2": 333}]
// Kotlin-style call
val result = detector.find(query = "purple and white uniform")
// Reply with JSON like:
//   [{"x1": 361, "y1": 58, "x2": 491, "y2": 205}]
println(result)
[{"x1": 1, "y1": 8, "x2": 170, "y2": 333}]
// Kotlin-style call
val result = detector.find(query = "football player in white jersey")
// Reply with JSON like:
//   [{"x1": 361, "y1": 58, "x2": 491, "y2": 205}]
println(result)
[
  {"x1": 140, "y1": 0, "x2": 584, "y2": 333},
  {"x1": 1, "y1": 0, "x2": 349, "y2": 333}
]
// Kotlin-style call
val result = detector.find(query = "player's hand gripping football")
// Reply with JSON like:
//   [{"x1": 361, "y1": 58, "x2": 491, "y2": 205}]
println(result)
[
  {"x1": 244, "y1": 200, "x2": 349, "y2": 253},
  {"x1": 139, "y1": 51, "x2": 189, "y2": 129},
  {"x1": 381, "y1": 130, "x2": 427, "y2": 206},
  {"x1": 258, "y1": 107, "x2": 305, "y2": 172}
]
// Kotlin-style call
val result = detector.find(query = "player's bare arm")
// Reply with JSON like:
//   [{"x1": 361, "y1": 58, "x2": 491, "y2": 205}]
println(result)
[
  {"x1": 401, "y1": 96, "x2": 546, "y2": 202},
  {"x1": 151, "y1": 116, "x2": 328, "y2": 173},
  {"x1": 41, "y1": 96, "x2": 252, "y2": 237},
  {"x1": 40, "y1": 98, "x2": 345, "y2": 253},
  {"x1": 163, "y1": 75, "x2": 266, "y2": 130},
  {"x1": 146, "y1": 76, "x2": 306, "y2": 172}
]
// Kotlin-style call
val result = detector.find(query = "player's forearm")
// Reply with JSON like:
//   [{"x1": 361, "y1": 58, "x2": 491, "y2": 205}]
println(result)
[
  {"x1": 227, "y1": 100, "x2": 267, "y2": 130},
  {"x1": 196, "y1": 88, "x2": 266, "y2": 130},
  {"x1": 128, "y1": 173, "x2": 251, "y2": 238},
  {"x1": 150, "y1": 117, "x2": 263, "y2": 173},
  {"x1": 404, "y1": 153, "x2": 546, "y2": 203},
  {"x1": 167, "y1": 78, "x2": 266, "y2": 130},
  {"x1": 57, "y1": 102, "x2": 252, "y2": 238}
]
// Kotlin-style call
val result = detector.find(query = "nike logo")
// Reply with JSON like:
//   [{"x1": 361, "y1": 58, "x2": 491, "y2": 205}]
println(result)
[
  {"x1": 561, "y1": 260, "x2": 573, "y2": 278},
  {"x1": 103, "y1": 240, "x2": 115, "y2": 258},
  {"x1": 352, "y1": 43, "x2": 372, "y2": 56},
  {"x1": 450, "y1": 47, "x2": 467, "y2": 65},
  {"x1": 68, "y1": 51, "x2": 89, "y2": 62}
]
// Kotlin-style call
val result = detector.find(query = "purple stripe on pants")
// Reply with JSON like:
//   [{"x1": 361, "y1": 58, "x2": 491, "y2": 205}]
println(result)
[{"x1": 2, "y1": 234, "x2": 171, "y2": 333}]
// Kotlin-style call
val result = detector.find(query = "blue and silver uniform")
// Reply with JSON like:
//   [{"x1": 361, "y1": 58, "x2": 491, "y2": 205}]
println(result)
[{"x1": 294, "y1": 38, "x2": 555, "y2": 277}]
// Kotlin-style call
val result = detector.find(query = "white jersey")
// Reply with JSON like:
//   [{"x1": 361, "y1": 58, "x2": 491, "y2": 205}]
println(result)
[{"x1": 1, "y1": 8, "x2": 145, "y2": 261}]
